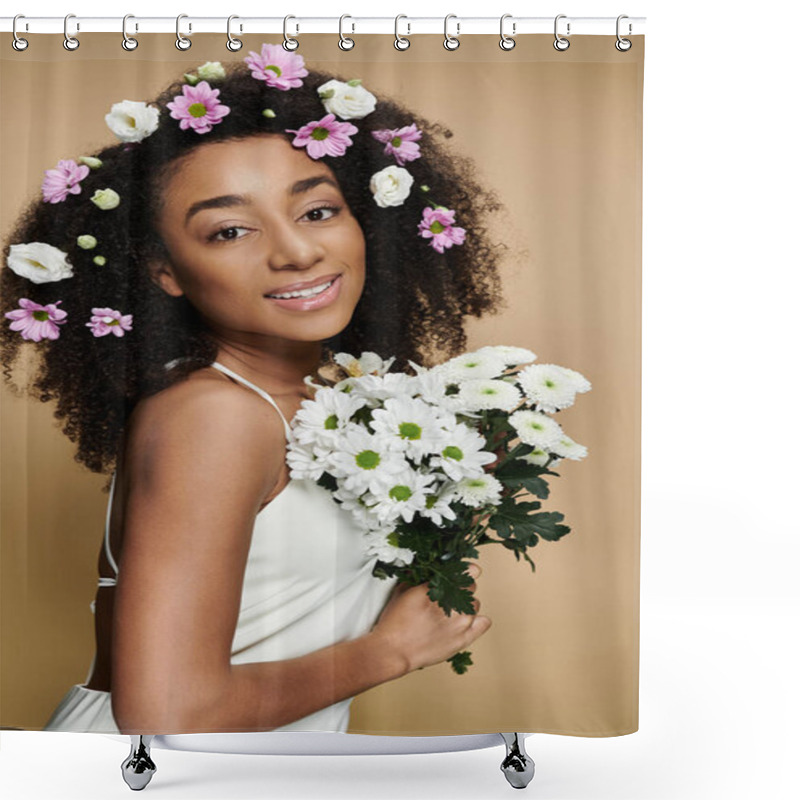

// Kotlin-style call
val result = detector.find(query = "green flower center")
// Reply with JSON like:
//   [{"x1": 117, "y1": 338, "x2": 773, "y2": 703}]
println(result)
[
  {"x1": 545, "y1": 379, "x2": 555, "y2": 388},
  {"x1": 265, "y1": 64, "x2": 282, "y2": 77},
  {"x1": 389, "y1": 485, "x2": 412, "y2": 502},
  {"x1": 527, "y1": 421, "x2": 544, "y2": 431},
  {"x1": 387, "y1": 530, "x2": 401, "y2": 547},
  {"x1": 425, "y1": 495, "x2": 437, "y2": 509},
  {"x1": 442, "y1": 445, "x2": 464, "y2": 461},
  {"x1": 355, "y1": 449, "x2": 381, "y2": 470},
  {"x1": 480, "y1": 387, "x2": 498, "y2": 395},
  {"x1": 429, "y1": 220, "x2": 445, "y2": 234},
  {"x1": 188, "y1": 102, "x2": 208, "y2": 118},
  {"x1": 311, "y1": 126, "x2": 330, "y2": 141},
  {"x1": 33, "y1": 310, "x2": 50, "y2": 321},
  {"x1": 391, "y1": 136, "x2": 402, "y2": 147},
  {"x1": 398, "y1": 421, "x2": 422, "y2": 440},
  {"x1": 324, "y1": 414, "x2": 338, "y2": 430}
]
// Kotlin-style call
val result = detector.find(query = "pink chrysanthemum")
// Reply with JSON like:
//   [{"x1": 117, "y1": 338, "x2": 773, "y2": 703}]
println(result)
[
  {"x1": 4, "y1": 298, "x2": 68, "y2": 341},
  {"x1": 244, "y1": 43, "x2": 309, "y2": 90},
  {"x1": 417, "y1": 206, "x2": 467, "y2": 254},
  {"x1": 85, "y1": 307, "x2": 133, "y2": 338},
  {"x1": 285, "y1": 114, "x2": 359, "y2": 159},
  {"x1": 371, "y1": 123, "x2": 423, "y2": 166},
  {"x1": 166, "y1": 81, "x2": 231, "y2": 134},
  {"x1": 41, "y1": 159, "x2": 90, "y2": 204}
]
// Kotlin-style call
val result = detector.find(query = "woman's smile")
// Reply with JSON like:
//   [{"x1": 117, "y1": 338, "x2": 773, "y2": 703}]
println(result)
[{"x1": 265, "y1": 272, "x2": 343, "y2": 311}]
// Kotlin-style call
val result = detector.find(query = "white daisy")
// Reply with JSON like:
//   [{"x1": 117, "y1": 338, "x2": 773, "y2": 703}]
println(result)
[
  {"x1": 105, "y1": 99, "x2": 160, "y2": 143},
  {"x1": 6, "y1": 242, "x2": 74, "y2": 284},
  {"x1": 346, "y1": 372, "x2": 417, "y2": 403},
  {"x1": 519, "y1": 447, "x2": 551, "y2": 467},
  {"x1": 474, "y1": 345, "x2": 537, "y2": 366},
  {"x1": 286, "y1": 438, "x2": 336, "y2": 481},
  {"x1": 549, "y1": 434, "x2": 588, "y2": 461},
  {"x1": 368, "y1": 395, "x2": 447, "y2": 463},
  {"x1": 363, "y1": 527, "x2": 416, "y2": 567},
  {"x1": 458, "y1": 379, "x2": 522, "y2": 412},
  {"x1": 516, "y1": 363, "x2": 592, "y2": 413},
  {"x1": 508, "y1": 409, "x2": 564, "y2": 449},
  {"x1": 363, "y1": 467, "x2": 438, "y2": 526},
  {"x1": 417, "y1": 481, "x2": 460, "y2": 527},
  {"x1": 453, "y1": 473, "x2": 504, "y2": 508},
  {"x1": 327, "y1": 426, "x2": 409, "y2": 495},
  {"x1": 428, "y1": 422, "x2": 497, "y2": 482},
  {"x1": 291, "y1": 386, "x2": 367, "y2": 447},
  {"x1": 333, "y1": 350, "x2": 396, "y2": 377},
  {"x1": 436, "y1": 350, "x2": 507, "y2": 382}
]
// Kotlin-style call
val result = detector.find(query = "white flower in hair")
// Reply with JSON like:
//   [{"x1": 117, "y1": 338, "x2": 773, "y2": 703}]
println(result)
[
  {"x1": 317, "y1": 78, "x2": 377, "y2": 120},
  {"x1": 105, "y1": 100, "x2": 160, "y2": 143},
  {"x1": 6, "y1": 242, "x2": 74, "y2": 284},
  {"x1": 369, "y1": 165, "x2": 414, "y2": 208},
  {"x1": 196, "y1": 61, "x2": 226, "y2": 81}
]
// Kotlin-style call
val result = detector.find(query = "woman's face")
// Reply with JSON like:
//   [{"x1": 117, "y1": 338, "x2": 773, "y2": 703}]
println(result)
[{"x1": 152, "y1": 134, "x2": 366, "y2": 347}]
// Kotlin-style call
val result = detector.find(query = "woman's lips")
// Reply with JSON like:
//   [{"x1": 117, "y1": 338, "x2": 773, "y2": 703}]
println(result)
[{"x1": 264, "y1": 273, "x2": 342, "y2": 311}]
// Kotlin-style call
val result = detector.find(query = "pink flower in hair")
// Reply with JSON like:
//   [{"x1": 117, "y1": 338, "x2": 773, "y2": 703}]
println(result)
[
  {"x1": 371, "y1": 123, "x2": 423, "y2": 166},
  {"x1": 166, "y1": 81, "x2": 231, "y2": 134},
  {"x1": 5, "y1": 298, "x2": 68, "y2": 341},
  {"x1": 244, "y1": 43, "x2": 309, "y2": 90},
  {"x1": 285, "y1": 114, "x2": 359, "y2": 159},
  {"x1": 41, "y1": 159, "x2": 91, "y2": 204},
  {"x1": 417, "y1": 206, "x2": 467, "y2": 254},
  {"x1": 86, "y1": 307, "x2": 133, "y2": 338}
]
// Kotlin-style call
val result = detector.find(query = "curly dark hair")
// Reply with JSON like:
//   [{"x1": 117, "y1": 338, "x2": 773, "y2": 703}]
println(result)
[{"x1": 1, "y1": 55, "x2": 508, "y2": 483}]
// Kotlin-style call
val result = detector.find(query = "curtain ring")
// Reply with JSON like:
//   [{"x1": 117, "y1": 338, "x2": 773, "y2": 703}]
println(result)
[
  {"x1": 394, "y1": 15, "x2": 410, "y2": 51},
  {"x1": 553, "y1": 14, "x2": 570, "y2": 51},
  {"x1": 121, "y1": 14, "x2": 138, "y2": 51},
  {"x1": 339, "y1": 15, "x2": 355, "y2": 51},
  {"x1": 12, "y1": 14, "x2": 29, "y2": 51},
  {"x1": 283, "y1": 15, "x2": 299, "y2": 51},
  {"x1": 615, "y1": 14, "x2": 632, "y2": 52},
  {"x1": 499, "y1": 14, "x2": 516, "y2": 51},
  {"x1": 226, "y1": 15, "x2": 243, "y2": 52},
  {"x1": 63, "y1": 13, "x2": 80, "y2": 51},
  {"x1": 443, "y1": 14, "x2": 460, "y2": 51},
  {"x1": 175, "y1": 14, "x2": 192, "y2": 50}
]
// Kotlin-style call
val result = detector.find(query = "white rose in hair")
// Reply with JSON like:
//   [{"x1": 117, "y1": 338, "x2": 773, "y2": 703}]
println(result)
[
  {"x1": 7, "y1": 242, "x2": 74, "y2": 284},
  {"x1": 369, "y1": 165, "x2": 414, "y2": 208},
  {"x1": 105, "y1": 100, "x2": 160, "y2": 143},
  {"x1": 317, "y1": 79, "x2": 377, "y2": 120}
]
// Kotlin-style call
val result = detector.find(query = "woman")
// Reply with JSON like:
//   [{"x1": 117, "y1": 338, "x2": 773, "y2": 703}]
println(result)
[{"x1": 1, "y1": 44, "x2": 506, "y2": 734}]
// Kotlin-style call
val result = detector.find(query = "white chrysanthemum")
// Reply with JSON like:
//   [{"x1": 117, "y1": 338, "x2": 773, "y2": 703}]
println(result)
[
  {"x1": 428, "y1": 422, "x2": 497, "y2": 482},
  {"x1": 105, "y1": 99, "x2": 160, "y2": 143},
  {"x1": 346, "y1": 372, "x2": 418, "y2": 404},
  {"x1": 332, "y1": 488, "x2": 379, "y2": 529},
  {"x1": 291, "y1": 386, "x2": 367, "y2": 447},
  {"x1": 6, "y1": 242, "x2": 74, "y2": 284},
  {"x1": 508, "y1": 409, "x2": 564, "y2": 449},
  {"x1": 417, "y1": 480, "x2": 460, "y2": 526},
  {"x1": 363, "y1": 467, "x2": 438, "y2": 526},
  {"x1": 196, "y1": 61, "x2": 226, "y2": 81},
  {"x1": 516, "y1": 363, "x2": 592, "y2": 413},
  {"x1": 457, "y1": 379, "x2": 522, "y2": 412},
  {"x1": 453, "y1": 473, "x2": 503, "y2": 508},
  {"x1": 519, "y1": 447, "x2": 551, "y2": 467},
  {"x1": 363, "y1": 528, "x2": 415, "y2": 567},
  {"x1": 286, "y1": 438, "x2": 337, "y2": 481},
  {"x1": 370, "y1": 165, "x2": 414, "y2": 208},
  {"x1": 333, "y1": 350, "x2": 395, "y2": 377},
  {"x1": 327, "y1": 426, "x2": 409, "y2": 495},
  {"x1": 317, "y1": 78, "x2": 377, "y2": 120},
  {"x1": 437, "y1": 350, "x2": 507, "y2": 382},
  {"x1": 549, "y1": 434, "x2": 588, "y2": 461},
  {"x1": 409, "y1": 368, "x2": 481, "y2": 419},
  {"x1": 368, "y1": 395, "x2": 448, "y2": 463},
  {"x1": 474, "y1": 345, "x2": 537, "y2": 366}
]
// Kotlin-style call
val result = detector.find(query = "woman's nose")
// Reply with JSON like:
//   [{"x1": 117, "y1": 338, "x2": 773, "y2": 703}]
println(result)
[{"x1": 266, "y1": 218, "x2": 325, "y2": 270}]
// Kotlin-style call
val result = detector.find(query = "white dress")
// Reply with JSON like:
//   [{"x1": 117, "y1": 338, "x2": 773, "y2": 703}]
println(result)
[{"x1": 43, "y1": 360, "x2": 399, "y2": 734}]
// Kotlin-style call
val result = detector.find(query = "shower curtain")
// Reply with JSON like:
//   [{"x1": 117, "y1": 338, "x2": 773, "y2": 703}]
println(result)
[{"x1": 0, "y1": 29, "x2": 643, "y2": 738}]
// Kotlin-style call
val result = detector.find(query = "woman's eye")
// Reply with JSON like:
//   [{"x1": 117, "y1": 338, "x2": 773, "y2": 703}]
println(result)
[
  {"x1": 208, "y1": 226, "x2": 248, "y2": 243},
  {"x1": 304, "y1": 205, "x2": 341, "y2": 222}
]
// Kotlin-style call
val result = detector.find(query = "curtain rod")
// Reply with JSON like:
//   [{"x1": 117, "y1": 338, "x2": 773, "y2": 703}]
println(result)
[{"x1": 1, "y1": 16, "x2": 646, "y2": 36}]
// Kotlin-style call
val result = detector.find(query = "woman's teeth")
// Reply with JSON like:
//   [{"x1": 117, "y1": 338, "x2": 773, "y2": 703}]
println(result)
[{"x1": 268, "y1": 278, "x2": 334, "y2": 299}]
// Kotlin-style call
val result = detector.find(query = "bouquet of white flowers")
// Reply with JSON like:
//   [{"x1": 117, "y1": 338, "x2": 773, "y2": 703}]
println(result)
[{"x1": 286, "y1": 345, "x2": 591, "y2": 673}]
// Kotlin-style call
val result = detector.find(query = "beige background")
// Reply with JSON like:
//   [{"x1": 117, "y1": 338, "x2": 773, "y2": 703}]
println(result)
[{"x1": 0, "y1": 33, "x2": 643, "y2": 735}]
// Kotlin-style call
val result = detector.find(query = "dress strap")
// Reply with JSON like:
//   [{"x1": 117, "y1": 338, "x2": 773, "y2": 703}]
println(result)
[{"x1": 209, "y1": 361, "x2": 293, "y2": 441}]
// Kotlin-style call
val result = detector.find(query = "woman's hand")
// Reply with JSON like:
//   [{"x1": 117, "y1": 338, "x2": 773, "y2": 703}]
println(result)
[{"x1": 369, "y1": 562, "x2": 492, "y2": 675}]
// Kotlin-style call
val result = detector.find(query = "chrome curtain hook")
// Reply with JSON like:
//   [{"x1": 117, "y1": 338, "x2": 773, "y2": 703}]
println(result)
[
  {"x1": 283, "y1": 15, "x2": 299, "y2": 51},
  {"x1": 122, "y1": 14, "x2": 138, "y2": 51},
  {"x1": 63, "y1": 13, "x2": 79, "y2": 51},
  {"x1": 12, "y1": 14, "x2": 29, "y2": 51},
  {"x1": 227, "y1": 15, "x2": 243, "y2": 52},
  {"x1": 553, "y1": 14, "x2": 570, "y2": 51},
  {"x1": 443, "y1": 13, "x2": 460, "y2": 51},
  {"x1": 339, "y1": 14, "x2": 355, "y2": 51},
  {"x1": 615, "y1": 14, "x2": 632, "y2": 51},
  {"x1": 394, "y1": 14, "x2": 410, "y2": 50},
  {"x1": 175, "y1": 13, "x2": 192, "y2": 50},
  {"x1": 499, "y1": 14, "x2": 516, "y2": 51}
]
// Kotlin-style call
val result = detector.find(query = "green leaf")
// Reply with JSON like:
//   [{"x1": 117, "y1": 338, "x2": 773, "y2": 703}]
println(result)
[
  {"x1": 494, "y1": 459, "x2": 552, "y2": 498},
  {"x1": 529, "y1": 511, "x2": 571, "y2": 541},
  {"x1": 447, "y1": 650, "x2": 473, "y2": 674},
  {"x1": 316, "y1": 472, "x2": 338, "y2": 493}
]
